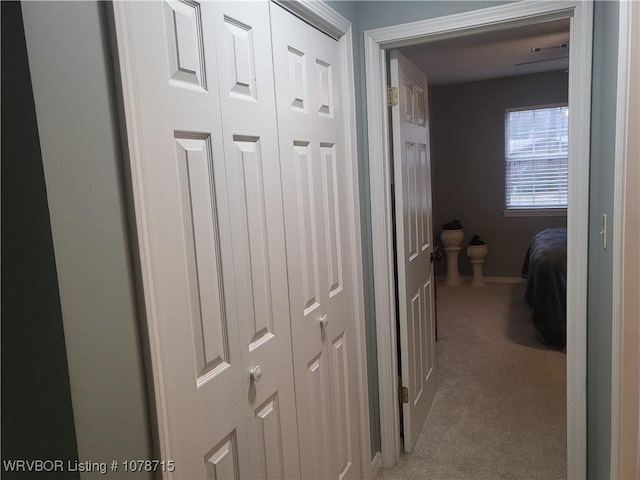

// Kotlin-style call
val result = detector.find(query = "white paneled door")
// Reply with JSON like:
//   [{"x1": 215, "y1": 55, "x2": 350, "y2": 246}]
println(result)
[
  {"x1": 270, "y1": 4, "x2": 361, "y2": 479},
  {"x1": 209, "y1": 4, "x2": 302, "y2": 479},
  {"x1": 390, "y1": 50, "x2": 438, "y2": 453},
  {"x1": 113, "y1": 2, "x2": 300, "y2": 478},
  {"x1": 113, "y1": 1, "x2": 363, "y2": 479}
]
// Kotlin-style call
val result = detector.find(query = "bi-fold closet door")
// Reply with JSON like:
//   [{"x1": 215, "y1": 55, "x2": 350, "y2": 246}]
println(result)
[
  {"x1": 270, "y1": 4, "x2": 361, "y2": 479},
  {"x1": 113, "y1": 1, "x2": 361, "y2": 479}
]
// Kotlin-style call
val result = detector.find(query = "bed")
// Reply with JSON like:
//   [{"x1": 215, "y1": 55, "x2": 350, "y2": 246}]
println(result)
[{"x1": 521, "y1": 228, "x2": 567, "y2": 350}]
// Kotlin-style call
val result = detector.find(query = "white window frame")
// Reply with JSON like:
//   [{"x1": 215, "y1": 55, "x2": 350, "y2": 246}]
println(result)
[{"x1": 503, "y1": 102, "x2": 569, "y2": 217}]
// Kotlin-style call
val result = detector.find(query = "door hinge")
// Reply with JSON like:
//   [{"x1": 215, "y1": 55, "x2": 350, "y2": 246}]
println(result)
[
  {"x1": 387, "y1": 85, "x2": 398, "y2": 107},
  {"x1": 399, "y1": 385, "x2": 409, "y2": 404}
]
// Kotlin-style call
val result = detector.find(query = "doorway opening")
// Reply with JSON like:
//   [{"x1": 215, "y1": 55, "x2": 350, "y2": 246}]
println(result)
[
  {"x1": 365, "y1": 2, "x2": 592, "y2": 478},
  {"x1": 390, "y1": 17, "x2": 570, "y2": 466}
]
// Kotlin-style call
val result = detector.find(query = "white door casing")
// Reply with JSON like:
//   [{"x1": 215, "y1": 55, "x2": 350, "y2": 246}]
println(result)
[
  {"x1": 389, "y1": 50, "x2": 437, "y2": 453},
  {"x1": 112, "y1": 2, "x2": 300, "y2": 478},
  {"x1": 611, "y1": 0, "x2": 640, "y2": 477},
  {"x1": 270, "y1": 3, "x2": 362, "y2": 479}
]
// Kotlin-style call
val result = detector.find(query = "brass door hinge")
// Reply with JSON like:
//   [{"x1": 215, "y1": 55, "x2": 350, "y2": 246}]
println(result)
[
  {"x1": 387, "y1": 85, "x2": 398, "y2": 107},
  {"x1": 399, "y1": 385, "x2": 409, "y2": 404}
]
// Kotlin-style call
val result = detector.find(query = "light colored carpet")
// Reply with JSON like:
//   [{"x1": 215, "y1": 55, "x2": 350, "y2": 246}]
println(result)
[{"x1": 377, "y1": 281, "x2": 566, "y2": 480}]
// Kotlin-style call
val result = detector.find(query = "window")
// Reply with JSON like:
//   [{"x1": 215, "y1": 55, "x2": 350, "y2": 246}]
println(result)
[{"x1": 504, "y1": 104, "x2": 568, "y2": 214}]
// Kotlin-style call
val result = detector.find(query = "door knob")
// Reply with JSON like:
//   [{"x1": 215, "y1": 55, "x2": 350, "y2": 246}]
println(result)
[
  {"x1": 250, "y1": 365, "x2": 262, "y2": 383},
  {"x1": 320, "y1": 314, "x2": 329, "y2": 328}
]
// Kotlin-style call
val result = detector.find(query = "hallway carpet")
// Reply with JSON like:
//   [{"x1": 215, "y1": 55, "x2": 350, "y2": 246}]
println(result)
[{"x1": 377, "y1": 282, "x2": 566, "y2": 480}]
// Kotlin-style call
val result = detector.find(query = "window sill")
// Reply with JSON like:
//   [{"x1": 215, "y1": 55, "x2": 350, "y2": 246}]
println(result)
[{"x1": 503, "y1": 208, "x2": 567, "y2": 218}]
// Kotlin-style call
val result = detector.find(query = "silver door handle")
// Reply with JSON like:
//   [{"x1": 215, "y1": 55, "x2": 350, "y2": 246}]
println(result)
[
  {"x1": 250, "y1": 365, "x2": 262, "y2": 383},
  {"x1": 320, "y1": 314, "x2": 328, "y2": 328}
]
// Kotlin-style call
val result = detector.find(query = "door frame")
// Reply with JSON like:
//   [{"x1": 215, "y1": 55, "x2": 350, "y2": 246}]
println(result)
[
  {"x1": 112, "y1": 0, "x2": 371, "y2": 476},
  {"x1": 610, "y1": 0, "x2": 640, "y2": 476},
  {"x1": 364, "y1": 1, "x2": 593, "y2": 477}
]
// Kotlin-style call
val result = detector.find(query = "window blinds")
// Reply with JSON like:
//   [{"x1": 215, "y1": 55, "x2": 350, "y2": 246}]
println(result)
[{"x1": 505, "y1": 105, "x2": 568, "y2": 209}]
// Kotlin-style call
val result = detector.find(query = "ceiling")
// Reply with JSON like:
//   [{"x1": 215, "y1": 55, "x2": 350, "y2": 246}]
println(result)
[{"x1": 399, "y1": 18, "x2": 570, "y2": 86}]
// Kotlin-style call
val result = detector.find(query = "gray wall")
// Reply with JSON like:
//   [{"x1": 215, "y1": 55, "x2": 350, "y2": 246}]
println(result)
[
  {"x1": 2, "y1": 3, "x2": 80, "y2": 478},
  {"x1": 588, "y1": 1, "x2": 619, "y2": 478},
  {"x1": 429, "y1": 71, "x2": 568, "y2": 277},
  {"x1": 21, "y1": 2, "x2": 153, "y2": 477}
]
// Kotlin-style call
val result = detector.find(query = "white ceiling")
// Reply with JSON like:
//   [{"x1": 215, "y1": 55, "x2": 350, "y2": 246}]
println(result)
[{"x1": 399, "y1": 18, "x2": 570, "y2": 86}]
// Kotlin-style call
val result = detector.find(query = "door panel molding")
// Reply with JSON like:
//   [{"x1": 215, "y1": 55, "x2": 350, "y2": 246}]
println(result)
[{"x1": 364, "y1": 1, "x2": 593, "y2": 476}]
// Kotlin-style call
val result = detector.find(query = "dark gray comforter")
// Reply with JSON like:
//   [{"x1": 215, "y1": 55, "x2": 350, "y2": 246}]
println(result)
[{"x1": 521, "y1": 228, "x2": 567, "y2": 349}]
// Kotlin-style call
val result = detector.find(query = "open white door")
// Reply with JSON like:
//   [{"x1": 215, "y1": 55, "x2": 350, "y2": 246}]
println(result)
[{"x1": 390, "y1": 50, "x2": 437, "y2": 453}]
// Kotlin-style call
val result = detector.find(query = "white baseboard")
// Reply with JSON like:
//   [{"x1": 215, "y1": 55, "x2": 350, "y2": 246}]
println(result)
[
  {"x1": 371, "y1": 452, "x2": 382, "y2": 479},
  {"x1": 436, "y1": 275, "x2": 526, "y2": 284}
]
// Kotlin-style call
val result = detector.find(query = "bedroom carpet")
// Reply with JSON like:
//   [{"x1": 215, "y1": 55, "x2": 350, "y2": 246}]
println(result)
[{"x1": 376, "y1": 281, "x2": 566, "y2": 480}]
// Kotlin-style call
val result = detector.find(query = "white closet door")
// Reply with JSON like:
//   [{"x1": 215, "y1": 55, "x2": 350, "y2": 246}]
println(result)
[
  {"x1": 113, "y1": 2, "x2": 299, "y2": 478},
  {"x1": 270, "y1": 4, "x2": 361, "y2": 479},
  {"x1": 209, "y1": 3, "x2": 300, "y2": 479}
]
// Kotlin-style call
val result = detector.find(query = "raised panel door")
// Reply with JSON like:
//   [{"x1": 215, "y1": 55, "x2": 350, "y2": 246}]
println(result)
[
  {"x1": 113, "y1": 2, "x2": 299, "y2": 478},
  {"x1": 270, "y1": 4, "x2": 361, "y2": 479},
  {"x1": 390, "y1": 49, "x2": 437, "y2": 454},
  {"x1": 210, "y1": 4, "x2": 300, "y2": 478}
]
